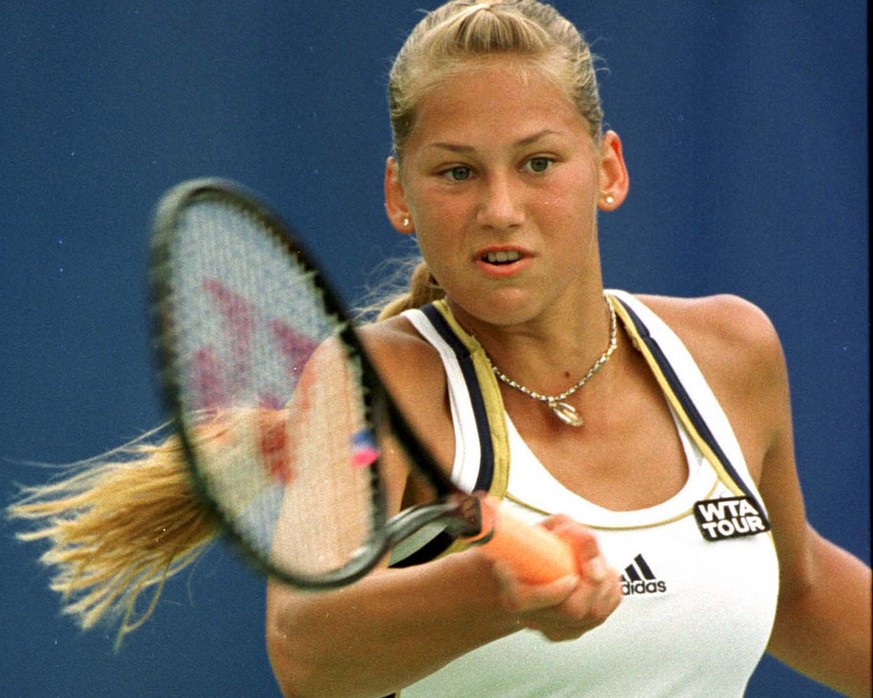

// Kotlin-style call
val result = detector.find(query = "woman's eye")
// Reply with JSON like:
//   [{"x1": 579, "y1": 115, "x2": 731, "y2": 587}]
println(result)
[
  {"x1": 525, "y1": 157, "x2": 554, "y2": 174},
  {"x1": 443, "y1": 166, "x2": 472, "y2": 182}
]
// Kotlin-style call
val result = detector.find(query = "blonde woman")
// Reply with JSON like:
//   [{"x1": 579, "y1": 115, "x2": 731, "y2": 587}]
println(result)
[{"x1": 9, "y1": 2, "x2": 870, "y2": 697}]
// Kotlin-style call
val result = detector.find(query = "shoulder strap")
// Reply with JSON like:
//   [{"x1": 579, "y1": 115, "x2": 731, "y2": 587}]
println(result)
[
  {"x1": 419, "y1": 304, "x2": 498, "y2": 492},
  {"x1": 608, "y1": 291, "x2": 770, "y2": 525},
  {"x1": 391, "y1": 301, "x2": 511, "y2": 567}
]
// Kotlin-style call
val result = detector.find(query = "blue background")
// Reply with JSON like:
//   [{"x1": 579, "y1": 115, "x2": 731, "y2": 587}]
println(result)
[{"x1": 1, "y1": 2, "x2": 867, "y2": 696}]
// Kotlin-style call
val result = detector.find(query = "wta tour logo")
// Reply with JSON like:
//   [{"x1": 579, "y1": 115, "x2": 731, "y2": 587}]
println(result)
[{"x1": 693, "y1": 496, "x2": 770, "y2": 541}]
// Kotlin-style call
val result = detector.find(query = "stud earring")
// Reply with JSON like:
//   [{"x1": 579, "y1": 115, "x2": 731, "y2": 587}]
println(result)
[
  {"x1": 603, "y1": 195, "x2": 615, "y2": 206},
  {"x1": 402, "y1": 216, "x2": 411, "y2": 228}
]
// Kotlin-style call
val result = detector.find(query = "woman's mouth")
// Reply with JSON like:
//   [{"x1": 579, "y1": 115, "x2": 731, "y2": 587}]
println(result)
[
  {"x1": 475, "y1": 247, "x2": 531, "y2": 277},
  {"x1": 482, "y1": 250, "x2": 522, "y2": 265}
]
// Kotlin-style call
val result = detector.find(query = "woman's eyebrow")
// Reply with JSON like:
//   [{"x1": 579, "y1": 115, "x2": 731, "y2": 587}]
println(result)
[{"x1": 422, "y1": 129, "x2": 564, "y2": 154}]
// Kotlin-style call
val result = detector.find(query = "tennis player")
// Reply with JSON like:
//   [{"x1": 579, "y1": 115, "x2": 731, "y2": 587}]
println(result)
[
  {"x1": 8, "y1": 2, "x2": 869, "y2": 697},
  {"x1": 265, "y1": 2, "x2": 871, "y2": 696}
]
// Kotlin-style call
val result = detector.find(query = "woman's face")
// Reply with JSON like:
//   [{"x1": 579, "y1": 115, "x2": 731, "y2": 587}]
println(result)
[{"x1": 386, "y1": 60, "x2": 626, "y2": 332}]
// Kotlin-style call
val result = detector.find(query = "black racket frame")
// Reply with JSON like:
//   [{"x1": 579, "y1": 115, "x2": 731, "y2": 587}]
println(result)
[{"x1": 150, "y1": 178, "x2": 483, "y2": 588}]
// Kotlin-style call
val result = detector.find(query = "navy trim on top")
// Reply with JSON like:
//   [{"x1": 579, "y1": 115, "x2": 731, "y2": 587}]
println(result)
[
  {"x1": 421, "y1": 304, "x2": 495, "y2": 492},
  {"x1": 390, "y1": 304, "x2": 497, "y2": 569},
  {"x1": 614, "y1": 298, "x2": 770, "y2": 528}
]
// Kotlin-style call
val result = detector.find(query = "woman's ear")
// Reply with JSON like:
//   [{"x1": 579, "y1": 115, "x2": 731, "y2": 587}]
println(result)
[
  {"x1": 384, "y1": 156, "x2": 414, "y2": 234},
  {"x1": 597, "y1": 130, "x2": 630, "y2": 211}
]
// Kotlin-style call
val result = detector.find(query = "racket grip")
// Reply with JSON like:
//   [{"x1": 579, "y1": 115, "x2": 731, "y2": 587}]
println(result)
[{"x1": 471, "y1": 498, "x2": 576, "y2": 584}]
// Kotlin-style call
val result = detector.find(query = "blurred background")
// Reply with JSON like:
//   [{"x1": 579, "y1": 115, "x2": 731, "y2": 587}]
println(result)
[{"x1": 1, "y1": 2, "x2": 867, "y2": 696}]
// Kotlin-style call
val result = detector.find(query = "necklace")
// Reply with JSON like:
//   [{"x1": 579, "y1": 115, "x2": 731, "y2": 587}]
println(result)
[{"x1": 489, "y1": 295, "x2": 618, "y2": 427}]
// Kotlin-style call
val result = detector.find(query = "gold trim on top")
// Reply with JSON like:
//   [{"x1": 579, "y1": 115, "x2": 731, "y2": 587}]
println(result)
[
  {"x1": 504, "y1": 480, "x2": 721, "y2": 531},
  {"x1": 432, "y1": 299, "x2": 511, "y2": 498},
  {"x1": 429, "y1": 300, "x2": 511, "y2": 558},
  {"x1": 609, "y1": 294, "x2": 747, "y2": 500}
]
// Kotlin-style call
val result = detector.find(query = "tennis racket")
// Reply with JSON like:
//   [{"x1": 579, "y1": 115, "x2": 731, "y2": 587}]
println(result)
[{"x1": 150, "y1": 177, "x2": 574, "y2": 589}]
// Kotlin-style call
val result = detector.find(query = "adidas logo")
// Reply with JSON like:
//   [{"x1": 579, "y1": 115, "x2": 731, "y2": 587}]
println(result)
[{"x1": 620, "y1": 554, "x2": 667, "y2": 596}]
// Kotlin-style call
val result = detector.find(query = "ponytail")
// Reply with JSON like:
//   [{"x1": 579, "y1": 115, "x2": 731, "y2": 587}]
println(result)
[
  {"x1": 9, "y1": 255, "x2": 444, "y2": 646},
  {"x1": 7, "y1": 423, "x2": 220, "y2": 647},
  {"x1": 375, "y1": 260, "x2": 445, "y2": 321}
]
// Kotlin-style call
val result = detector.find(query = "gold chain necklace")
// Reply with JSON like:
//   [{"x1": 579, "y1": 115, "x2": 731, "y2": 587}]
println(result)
[{"x1": 488, "y1": 295, "x2": 617, "y2": 427}]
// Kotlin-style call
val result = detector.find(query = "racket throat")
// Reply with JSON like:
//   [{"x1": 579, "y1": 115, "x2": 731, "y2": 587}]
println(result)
[{"x1": 387, "y1": 494, "x2": 483, "y2": 547}]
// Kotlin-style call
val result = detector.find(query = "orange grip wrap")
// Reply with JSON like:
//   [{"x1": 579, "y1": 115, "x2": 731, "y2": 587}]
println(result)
[{"x1": 473, "y1": 498, "x2": 576, "y2": 584}]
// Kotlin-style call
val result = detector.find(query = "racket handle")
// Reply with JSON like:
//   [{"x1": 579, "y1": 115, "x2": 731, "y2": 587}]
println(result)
[{"x1": 471, "y1": 499, "x2": 576, "y2": 584}]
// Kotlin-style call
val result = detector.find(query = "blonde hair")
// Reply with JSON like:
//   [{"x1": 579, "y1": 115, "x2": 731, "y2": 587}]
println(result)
[
  {"x1": 359, "y1": 257, "x2": 446, "y2": 322},
  {"x1": 382, "y1": 0, "x2": 604, "y2": 317},
  {"x1": 388, "y1": 0, "x2": 603, "y2": 160},
  {"x1": 7, "y1": 423, "x2": 221, "y2": 647}
]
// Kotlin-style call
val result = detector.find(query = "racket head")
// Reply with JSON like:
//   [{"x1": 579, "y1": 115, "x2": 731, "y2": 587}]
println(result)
[{"x1": 150, "y1": 178, "x2": 391, "y2": 588}]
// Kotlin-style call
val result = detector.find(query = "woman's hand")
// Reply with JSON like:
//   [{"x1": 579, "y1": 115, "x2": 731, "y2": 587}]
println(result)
[{"x1": 488, "y1": 515, "x2": 622, "y2": 642}]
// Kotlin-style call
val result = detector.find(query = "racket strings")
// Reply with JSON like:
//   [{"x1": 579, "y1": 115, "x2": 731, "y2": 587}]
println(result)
[
  {"x1": 270, "y1": 343, "x2": 374, "y2": 573},
  {"x1": 167, "y1": 199, "x2": 380, "y2": 579}
]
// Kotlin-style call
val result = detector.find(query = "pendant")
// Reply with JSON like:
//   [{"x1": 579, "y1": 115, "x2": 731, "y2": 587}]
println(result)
[{"x1": 549, "y1": 401, "x2": 584, "y2": 427}]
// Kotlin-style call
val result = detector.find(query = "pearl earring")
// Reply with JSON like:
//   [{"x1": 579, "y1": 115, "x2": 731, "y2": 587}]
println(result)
[
  {"x1": 604, "y1": 195, "x2": 615, "y2": 206},
  {"x1": 402, "y1": 216, "x2": 411, "y2": 228}
]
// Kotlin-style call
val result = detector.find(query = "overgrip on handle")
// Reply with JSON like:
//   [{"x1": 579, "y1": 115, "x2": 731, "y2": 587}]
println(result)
[{"x1": 468, "y1": 496, "x2": 576, "y2": 584}]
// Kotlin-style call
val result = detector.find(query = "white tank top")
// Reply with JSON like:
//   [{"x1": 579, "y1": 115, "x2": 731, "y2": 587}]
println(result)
[{"x1": 394, "y1": 291, "x2": 779, "y2": 698}]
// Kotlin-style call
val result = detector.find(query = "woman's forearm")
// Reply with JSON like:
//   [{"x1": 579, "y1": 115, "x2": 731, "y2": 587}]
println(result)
[
  {"x1": 265, "y1": 515, "x2": 619, "y2": 698},
  {"x1": 266, "y1": 551, "x2": 520, "y2": 698}
]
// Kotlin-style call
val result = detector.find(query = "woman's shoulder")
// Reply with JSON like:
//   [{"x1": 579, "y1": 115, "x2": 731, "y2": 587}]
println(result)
[
  {"x1": 631, "y1": 292, "x2": 781, "y2": 358},
  {"x1": 358, "y1": 315, "x2": 448, "y2": 393},
  {"x1": 358, "y1": 314, "x2": 457, "y2": 478},
  {"x1": 359, "y1": 314, "x2": 438, "y2": 358},
  {"x1": 628, "y1": 292, "x2": 787, "y2": 405}
]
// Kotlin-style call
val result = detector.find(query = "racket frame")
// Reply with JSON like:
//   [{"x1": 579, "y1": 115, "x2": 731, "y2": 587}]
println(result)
[{"x1": 149, "y1": 178, "x2": 482, "y2": 588}]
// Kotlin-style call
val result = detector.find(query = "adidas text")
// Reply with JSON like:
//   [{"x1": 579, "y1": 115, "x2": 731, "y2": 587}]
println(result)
[
  {"x1": 620, "y1": 554, "x2": 667, "y2": 596},
  {"x1": 621, "y1": 579, "x2": 667, "y2": 596}
]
